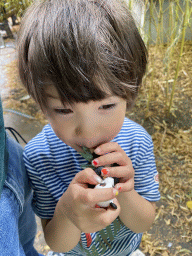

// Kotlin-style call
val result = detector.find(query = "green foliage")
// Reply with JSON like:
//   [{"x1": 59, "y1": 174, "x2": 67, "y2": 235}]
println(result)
[
  {"x1": 80, "y1": 147, "x2": 94, "y2": 163},
  {"x1": 0, "y1": 0, "x2": 33, "y2": 22},
  {"x1": 80, "y1": 147, "x2": 96, "y2": 170}
]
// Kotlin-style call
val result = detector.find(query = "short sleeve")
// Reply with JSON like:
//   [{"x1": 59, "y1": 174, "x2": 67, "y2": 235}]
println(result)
[
  {"x1": 23, "y1": 151, "x2": 58, "y2": 219},
  {"x1": 133, "y1": 135, "x2": 160, "y2": 202}
]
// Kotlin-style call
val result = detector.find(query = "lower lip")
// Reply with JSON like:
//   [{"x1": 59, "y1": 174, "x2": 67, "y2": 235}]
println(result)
[{"x1": 76, "y1": 146, "x2": 95, "y2": 154}]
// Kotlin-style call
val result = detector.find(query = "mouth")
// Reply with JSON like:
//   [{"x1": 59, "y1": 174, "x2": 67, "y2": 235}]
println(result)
[
  {"x1": 76, "y1": 144, "x2": 101, "y2": 153},
  {"x1": 89, "y1": 148, "x2": 95, "y2": 153},
  {"x1": 76, "y1": 139, "x2": 109, "y2": 153}
]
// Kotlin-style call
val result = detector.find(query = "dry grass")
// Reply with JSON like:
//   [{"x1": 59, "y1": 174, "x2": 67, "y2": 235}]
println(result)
[{"x1": 129, "y1": 42, "x2": 192, "y2": 256}]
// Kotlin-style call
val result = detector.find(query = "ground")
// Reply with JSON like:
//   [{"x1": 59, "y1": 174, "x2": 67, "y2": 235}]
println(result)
[{"x1": 1, "y1": 30, "x2": 192, "y2": 256}]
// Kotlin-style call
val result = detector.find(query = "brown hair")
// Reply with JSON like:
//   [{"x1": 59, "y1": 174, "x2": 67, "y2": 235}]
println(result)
[{"x1": 18, "y1": 0, "x2": 147, "y2": 109}]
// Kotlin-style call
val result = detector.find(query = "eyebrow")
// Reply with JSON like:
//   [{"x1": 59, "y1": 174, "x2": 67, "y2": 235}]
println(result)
[{"x1": 45, "y1": 93, "x2": 60, "y2": 99}]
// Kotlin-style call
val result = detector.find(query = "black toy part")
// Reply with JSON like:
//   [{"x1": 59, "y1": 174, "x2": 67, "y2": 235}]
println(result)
[
  {"x1": 110, "y1": 202, "x2": 118, "y2": 209},
  {"x1": 92, "y1": 153, "x2": 120, "y2": 185}
]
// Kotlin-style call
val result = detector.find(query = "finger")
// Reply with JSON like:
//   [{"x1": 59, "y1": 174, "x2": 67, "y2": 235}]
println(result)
[
  {"x1": 93, "y1": 198, "x2": 121, "y2": 220},
  {"x1": 97, "y1": 198, "x2": 121, "y2": 223},
  {"x1": 101, "y1": 165, "x2": 133, "y2": 179},
  {"x1": 84, "y1": 199, "x2": 121, "y2": 232},
  {"x1": 92, "y1": 151, "x2": 129, "y2": 167},
  {"x1": 72, "y1": 168, "x2": 102, "y2": 185},
  {"x1": 94, "y1": 142, "x2": 122, "y2": 155},
  {"x1": 115, "y1": 178, "x2": 134, "y2": 193},
  {"x1": 80, "y1": 187, "x2": 119, "y2": 206}
]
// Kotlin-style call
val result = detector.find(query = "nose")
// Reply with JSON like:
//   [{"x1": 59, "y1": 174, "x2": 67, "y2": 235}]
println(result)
[{"x1": 75, "y1": 115, "x2": 101, "y2": 148}]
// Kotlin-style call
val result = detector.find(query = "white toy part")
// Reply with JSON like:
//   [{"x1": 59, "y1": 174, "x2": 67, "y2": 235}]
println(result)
[{"x1": 95, "y1": 177, "x2": 115, "y2": 208}]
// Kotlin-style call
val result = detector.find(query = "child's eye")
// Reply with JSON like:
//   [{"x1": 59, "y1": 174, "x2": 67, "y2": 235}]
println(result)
[
  {"x1": 99, "y1": 103, "x2": 116, "y2": 110},
  {"x1": 54, "y1": 108, "x2": 73, "y2": 115}
]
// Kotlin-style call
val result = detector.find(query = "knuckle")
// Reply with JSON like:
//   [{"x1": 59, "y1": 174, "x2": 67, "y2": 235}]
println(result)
[
  {"x1": 114, "y1": 142, "x2": 119, "y2": 148},
  {"x1": 83, "y1": 168, "x2": 90, "y2": 176},
  {"x1": 106, "y1": 188, "x2": 114, "y2": 199},
  {"x1": 86, "y1": 193, "x2": 92, "y2": 203},
  {"x1": 72, "y1": 188, "x2": 80, "y2": 202},
  {"x1": 82, "y1": 192, "x2": 92, "y2": 204},
  {"x1": 74, "y1": 171, "x2": 81, "y2": 180},
  {"x1": 117, "y1": 151, "x2": 122, "y2": 157},
  {"x1": 84, "y1": 168, "x2": 94, "y2": 176}
]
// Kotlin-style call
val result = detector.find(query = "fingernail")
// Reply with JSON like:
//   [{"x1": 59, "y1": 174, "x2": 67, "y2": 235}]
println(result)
[
  {"x1": 94, "y1": 176, "x2": 102, "y2": 183},
  {"x1": 113, "y1": 188, "x2": 119, "y2": 196},
  {"x1": 101, "y1": 168, "x2": 109, "y2": 176},
  {"x1": 92, "y1": 159, "x2": 99, "y2": 167},
  {"x1": 94, "y1": 147, "x2": 101, "y2": 154},
  {"x1": 117, "y1": 186, "x2": 122, "y2": 191}
]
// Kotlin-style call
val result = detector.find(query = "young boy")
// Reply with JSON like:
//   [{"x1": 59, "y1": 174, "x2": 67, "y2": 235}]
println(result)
[{"x1": 18, "y1": 0, "x2": 160, "y2": 255}]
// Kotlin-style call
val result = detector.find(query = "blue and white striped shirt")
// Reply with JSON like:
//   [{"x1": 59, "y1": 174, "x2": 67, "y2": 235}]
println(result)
[{"x1": 24, "y1": 118, "x2": 160, "y2": 256}]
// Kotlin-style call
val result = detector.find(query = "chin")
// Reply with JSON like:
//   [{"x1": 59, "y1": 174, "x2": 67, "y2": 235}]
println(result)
[{"x1": 72, "y1": 145, "x2": 84, "y2": 153}]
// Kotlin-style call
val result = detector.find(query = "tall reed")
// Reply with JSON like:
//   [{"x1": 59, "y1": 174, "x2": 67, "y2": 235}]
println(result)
[
  {"x1": 156, "y1": 0, "x2": 164, "y2": 46},
  {"x1": 142, "y1": 0, "x2": 191, "y2": 116},
  {"x1": 167, "y1": 0, "x2": 189, "y2": 115}
]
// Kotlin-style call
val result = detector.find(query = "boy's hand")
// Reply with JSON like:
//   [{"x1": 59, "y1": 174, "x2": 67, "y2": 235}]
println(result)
[
  {"x1": 58, "y1": 168, "x2": 120, "y2": 233},
  {"x1": 92, "y1": 142, "x2": 134, "y2": 193}
]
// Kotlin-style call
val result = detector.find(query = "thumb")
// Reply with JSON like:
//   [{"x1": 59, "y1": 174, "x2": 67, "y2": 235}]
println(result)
[{"x1": 72, "y1": 168, "x2": 103, "y2": 186}]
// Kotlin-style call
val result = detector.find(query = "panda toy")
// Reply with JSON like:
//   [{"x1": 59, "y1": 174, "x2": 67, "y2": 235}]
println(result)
[
  {"x1": 81, "y1": 148, "x2": 119, "y2": 209},
  {"x1": 95, "y1": 177, "x2": 117, "y2": 209}
]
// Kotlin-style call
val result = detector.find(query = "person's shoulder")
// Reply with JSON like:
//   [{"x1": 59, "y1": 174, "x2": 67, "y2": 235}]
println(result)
[
  {"x1": 7, "y1": 134, "x2": 23, "y2": 159},
  {"x1": 120, "y1": 117, "x2": 152, "y2": 141},
  {"x1": 24, "y1": 124, "x2": 57, "y2": 154},
  {"x1": 117, "y1": 118, "x2": 155, "y2": 168},
  {"x1": 6, "y1": 135, "x2": 25, "y2": 179},
  {"x1": 5, "y1": 135, "x2": 27, "y2": 210},
  {"x1": 24, "y1": 123, "x2": 68, "y2": 167}
]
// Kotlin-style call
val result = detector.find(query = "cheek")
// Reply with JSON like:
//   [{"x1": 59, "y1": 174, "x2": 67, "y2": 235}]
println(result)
[
  {"x1": 112, "y1": 108, "x2": 126, "y2": 134},
  {"x1": 53, "y1": 127, "x2": 64, "y2": 141},
  {"x1": 113, "y1": 118, "x2": 124, "y2": 135},
  {"x1": 45, "y1": 112, "x2": 74, "y2": 145},
  {"x1": 104, "y1": 113, "x2": 125, "y2": 139},
  {"x1": 48, "y1": 119, "x2": 69, "y2": 143}
]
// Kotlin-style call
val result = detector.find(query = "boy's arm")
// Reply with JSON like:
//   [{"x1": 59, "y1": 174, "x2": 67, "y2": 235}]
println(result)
[
  {"x1": 117, "y1": 190, "x2": 156, "y2": 233},
  {"x1": 41, "y1": 206, "x2": 81, "y2": 253},
  {"x1": 42, "y1": 168, "x2": 120, "y2": 253}
]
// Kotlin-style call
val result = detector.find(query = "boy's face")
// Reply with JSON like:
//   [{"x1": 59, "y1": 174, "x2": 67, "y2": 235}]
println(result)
[{"x1": 43, "y1": 86, "x2": 127, "y2": 153}]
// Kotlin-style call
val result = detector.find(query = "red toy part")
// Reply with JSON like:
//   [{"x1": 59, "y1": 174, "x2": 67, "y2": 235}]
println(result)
[{"x1": 85, "y1": 233, "x2": 92, "y2": 247}]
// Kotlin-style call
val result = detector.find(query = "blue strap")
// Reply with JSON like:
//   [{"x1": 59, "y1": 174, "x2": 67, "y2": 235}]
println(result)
[{"x1": 0, "y1": 98, "x2": 8, "y2": 196}]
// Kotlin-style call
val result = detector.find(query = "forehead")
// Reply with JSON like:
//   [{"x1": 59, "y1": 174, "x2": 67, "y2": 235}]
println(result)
[
  {"x1": 44, "y1": 83, "x2": 114, "y2": 101},
  {"x1": 44, "y1": 85, "x2": 123, "y2": 108}
]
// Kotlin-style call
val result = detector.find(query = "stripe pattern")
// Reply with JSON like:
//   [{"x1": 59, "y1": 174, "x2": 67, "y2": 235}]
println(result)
[{"x1": 24, "y1": 118, "x2": 160, "y2": 256}]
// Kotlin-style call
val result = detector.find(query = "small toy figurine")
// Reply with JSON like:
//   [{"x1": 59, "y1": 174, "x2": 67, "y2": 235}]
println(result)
[
  {"x1": 95, "y1": 177, "x2": 117, "y2": 209},
  {"x1": 80, "y1": 147, "x2": 118, "y2": 209}
]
